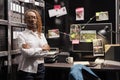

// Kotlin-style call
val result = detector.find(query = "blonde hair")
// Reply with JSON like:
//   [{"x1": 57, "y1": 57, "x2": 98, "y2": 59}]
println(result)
[{"x1": 24, "y1": 9, "x2": 42, "y2": 35}]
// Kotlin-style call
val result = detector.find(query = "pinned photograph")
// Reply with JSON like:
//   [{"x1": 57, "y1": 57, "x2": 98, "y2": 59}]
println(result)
[
  {"x1": 96, "y1": 11, "x2": 109, "y2": 21},
  {"x1": 70, "y1": 24, "x2": 81, "y2": 41},
  {"x1": 93, "y1": 39, "x2": 104, "y2": 56},
  {"x1": 76, "y1": 7, "x2": 84, "y2": 20},
  {"x1": 48, "y1": 7, "x2": 67, "y2": 18},
  {"x1": 48, "y1": 9, "x2": 57, "y2": 18},
  {"x1": 56, "y1": 7, "x2": 67, "y2": 17},
  {"x1": 80, "y1": 30, "x2": 96, "y2": 42},
  {"x1": 48, "y1": 29, "x2": 60, "y2": 38}
]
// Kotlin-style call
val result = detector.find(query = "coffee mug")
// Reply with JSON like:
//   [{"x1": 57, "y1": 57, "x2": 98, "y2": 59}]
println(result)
[{"x1": 66, "y1": 57, "x2": 73, "y2": 64}]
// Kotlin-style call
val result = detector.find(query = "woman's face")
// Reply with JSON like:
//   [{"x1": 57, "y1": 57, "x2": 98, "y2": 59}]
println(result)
[{"x1": 26, "y1": 11, "x2": 37, "y2": 30}]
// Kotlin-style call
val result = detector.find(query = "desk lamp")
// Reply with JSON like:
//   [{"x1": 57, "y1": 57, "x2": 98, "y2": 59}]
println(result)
[
  {"x1": 94, "y1": 26, "x2": 111, "y2": 57},
  {"x1": 98, "y1": 26, "x2": 110, "y2": 39}
]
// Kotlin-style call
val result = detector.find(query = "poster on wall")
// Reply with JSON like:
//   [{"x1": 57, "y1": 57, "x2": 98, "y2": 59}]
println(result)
[
  {"x1": 75, "y1": 7, "x2": 84, "y2": 21},
  {"x1": 70, "y1": 24, "x2": 81, "y2": 41}
]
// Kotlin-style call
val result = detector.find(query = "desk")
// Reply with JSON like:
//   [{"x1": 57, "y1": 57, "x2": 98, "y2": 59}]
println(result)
[
  {"x1": 44, "y1": 63, "x2": 72, "y2": 80},
  {"x1": 44, "y1": 62, "x2": 120, "y2": 80}
]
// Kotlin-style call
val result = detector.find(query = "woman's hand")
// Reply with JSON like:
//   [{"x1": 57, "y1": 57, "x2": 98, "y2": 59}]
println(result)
[
  {"x1": 42, "y1": 44, "x2": 50, "y2": 51},
  {"x1": 22, "y1": 43, "x2": 31, "y2": 49}
]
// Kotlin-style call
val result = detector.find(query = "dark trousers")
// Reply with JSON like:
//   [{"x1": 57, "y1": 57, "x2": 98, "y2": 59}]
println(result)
[{"x1": 17, "y1": 63, "x2": 45, "y2": 80}]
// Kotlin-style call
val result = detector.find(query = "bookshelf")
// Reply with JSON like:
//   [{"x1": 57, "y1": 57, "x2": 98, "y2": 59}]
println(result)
[
  {"x1": 0, "y1": 0, "x2": 45, "y2": 56},
  {"x1": 0, "y1": 0, "x2": 45, "y2": 80}
]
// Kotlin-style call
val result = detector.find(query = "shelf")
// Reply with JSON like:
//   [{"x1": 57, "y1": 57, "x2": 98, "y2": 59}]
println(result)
[
  {"x1": 11, "y1": 49, "x2": 21, "y2": 55},
  {"x1": 0, "y1": 19, "x2": 8, "y2": 25},
  {"x1": 0, "y1": 51, "x2": 8, "y2": 57},
  {"x1": 0, "y1": 49, "x2": 21, "y2": 57},
  {"x1": 11, "y1": 22, "x2": 26, "y2": 27}
]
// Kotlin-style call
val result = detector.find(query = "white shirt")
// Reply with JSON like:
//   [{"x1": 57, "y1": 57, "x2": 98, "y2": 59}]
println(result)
[{"x1": 18, "y1": 29, "x2": 48, "y2": 73}]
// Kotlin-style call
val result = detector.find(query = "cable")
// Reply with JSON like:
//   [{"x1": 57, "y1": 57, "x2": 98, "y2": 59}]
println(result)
[{"x1": 81, "y1": 15, "x2": 96, "y2": 29}]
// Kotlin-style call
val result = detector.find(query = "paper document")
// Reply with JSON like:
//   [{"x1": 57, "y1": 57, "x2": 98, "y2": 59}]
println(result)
[
  {"x1": 74, "y1": 61, "x2": 90, "y2": 65},
  {"x1": 95, "y1": 58, "x2": 120, "y2": 67},
  {"x1": 103, "y1": 60, "x2": 120, "y2": 66},
  {"x1": 95, "y1": 58, "x2": 104, "y2": 64},
  {"x1": 47, "y1": 50, "x2": 59, "y2": 55}
]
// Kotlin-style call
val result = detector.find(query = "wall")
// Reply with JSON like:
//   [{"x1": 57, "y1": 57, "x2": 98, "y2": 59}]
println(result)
[{"x1": 45, "y1": 0, "x2": 116, "y2": 52}]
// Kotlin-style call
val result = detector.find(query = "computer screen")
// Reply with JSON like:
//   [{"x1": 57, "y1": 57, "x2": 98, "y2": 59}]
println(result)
[{"x1": 72, "y1": 23, "x2": 112, "y2": 53}]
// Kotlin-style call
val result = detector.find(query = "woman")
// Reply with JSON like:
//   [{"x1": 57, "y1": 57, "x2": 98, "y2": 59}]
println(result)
[{"x1": 17, "y1": 9, "x2": 50, "y2": 80}]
